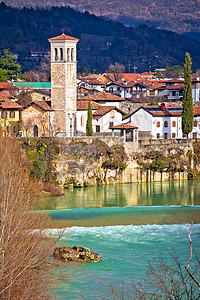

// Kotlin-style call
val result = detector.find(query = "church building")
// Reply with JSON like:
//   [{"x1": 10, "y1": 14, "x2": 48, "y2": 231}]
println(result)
[{"x1": 48, "y1": 33, "x2": 79, "y2": 136}]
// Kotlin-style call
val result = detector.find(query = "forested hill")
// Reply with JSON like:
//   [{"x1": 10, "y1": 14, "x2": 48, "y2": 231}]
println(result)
[
  {"x1": 2, "y1": 0, "x2": 200, "y2": 34},
  {"x1": 0, "y1": 2, "x2": 200, "y2": 72}
]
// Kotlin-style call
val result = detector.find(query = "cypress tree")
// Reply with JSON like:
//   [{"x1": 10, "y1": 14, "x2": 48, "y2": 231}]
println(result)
[
  {"x1": 86, "y1": 101, "x2": 93, "y2": 136},
  {"x1": 182, "y1": 52, "x2": 193, "y2": 138}
]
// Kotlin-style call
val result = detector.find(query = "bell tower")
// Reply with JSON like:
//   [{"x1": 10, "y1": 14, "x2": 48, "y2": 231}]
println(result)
[{"x1": 48, "y1": 33, "x2": 79, "y2": 136}]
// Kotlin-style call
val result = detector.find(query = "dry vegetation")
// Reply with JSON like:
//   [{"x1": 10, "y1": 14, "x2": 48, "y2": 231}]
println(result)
[{"x1": 0, "y1": 133, "x2": 60, "y2": 299}]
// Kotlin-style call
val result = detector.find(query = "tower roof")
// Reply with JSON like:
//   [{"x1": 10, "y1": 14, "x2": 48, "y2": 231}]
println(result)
[{"x1": 48, "y1": 33, "x2": 79, "y2": 41}]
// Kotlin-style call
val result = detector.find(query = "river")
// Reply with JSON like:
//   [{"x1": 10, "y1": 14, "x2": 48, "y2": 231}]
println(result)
[{"x1": 41, "y1": 181, "x2": 200, "y2": 299}]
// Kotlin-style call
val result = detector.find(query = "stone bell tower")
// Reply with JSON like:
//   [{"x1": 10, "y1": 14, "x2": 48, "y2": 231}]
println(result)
[{"x1": 48, "y1": 33, "x2": 79, "y2": 136}]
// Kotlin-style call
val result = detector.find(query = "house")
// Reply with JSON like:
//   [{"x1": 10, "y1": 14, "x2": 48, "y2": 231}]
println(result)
[
  {"x1": 192, "y1": 77, "x2": 200, "y2": 102},
  {"x1": 18, "y1": 98, "x2": 53, "y2": 138},
  {"x1": 77, "y1": 86, "x2": 91, "y2": 98},
  {"x1": 123, "y1": 104, "x2": 200, "y2": 139},
  {"x1": 165, "y1": 84, "x2": 183, "y2": 101},
  {"x1": 77, "y1": 100, "x2": 125, "y2": 134},
  {"x1": 105, "y1": 81, "x2": 148, "y2": 98},
  {"x1": 79, "y1": 78, "x2": 104, "y2": 92},
  {"x1": 0, "y1": 99, "x2": 22, "y2": 136},
  {"x1": 93, "y1": 106, "x2": 126, "y2": 133},
  {"x1": 77, "y1": 100, "x2": 101, "y2": 133},
  {"x1": 79, "y1": 91, "x2": 125, "y2": 109}
]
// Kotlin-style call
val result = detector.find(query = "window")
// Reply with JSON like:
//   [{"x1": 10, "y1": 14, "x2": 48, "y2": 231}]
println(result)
[
  {"x1": 156, "y1": 121, "x2": 160, "y2": 127},
  {"x1": 164, "y1": 133, "x2": 168, "y2": 139},
  {"x1": 164, "y1": 121, "x2": 168, "y2": 127},
  {"x1": 81, "y1": 115, "x2": 84, "y2": 127},
  {"x1": 172, "y1": 133, "x2": 176, "y2": 138},
  {"x1": 60, "y1": 48, "x2": 64, "y2": 61},
  {"x1": 109, "y1": 87, "x2": 113, "y2": 93},
  {"x1": 193, "y1": 132, "x2": 197, "y2": 139},
  {"x1": 42, "y1": 96, "x2": 45, "y2": 101},
  {"x1": 109, "y1": 122, "x2": 114, "y2": 128},
  {"x1": 96, "y1": 125, "x2": 100, "y2": 132},
  {"x1": 1, "y1": 111, "x2": 6, "y2": 119},
  {"x1": 55, "y1": 48, "x2": 58, "y2": 61},
  {"x1": 172, "y1": 121, "x2": 176, "y2": 127},
  {"x1": 194, "y1": 119, "x2": 198, "y2": 127},
  {"x1": 117, "y1": 87, "x2": 120, "y2": 91},
  {"x1": 110, "y1": 111, "x2": 115, "y2": 118},
  {"x1": 157, "y1": 133, "x2": 160, "y2": 139},
  {"x1": 10, "y1": 111, "x2": 15, "y2": 118}
]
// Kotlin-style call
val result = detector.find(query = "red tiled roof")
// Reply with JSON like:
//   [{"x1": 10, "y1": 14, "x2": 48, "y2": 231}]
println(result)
[
  {"x1": 166, "y1": 83, "x2": 183, "y2": 90},
  {"x1": 0, "y1": 90, "x2": 11, "y2": 100},
  {"x1": 0, "y1": 99, "x2": 21, "y2": 109},
  {"x1": 33, "y1": 101, "x2": 53, "y2": 111},
  {"x1": 77, "y1": 100, "x2": 101, "y2": 110},
  {"x1": 147, "y1": 83, "x2": 166, "y2": 90},
  {"x1": 101, "y1": 73, "x2": 145, "y2": 82},
  {"x1": 93, "y1": 106, "x2": 125, "y2": 116},
  {"x1": 142, "y1": 105, "x2": 182, "y2": 116},
  {"x1": 110, "y1": 123, "x2": 138, "y2": 129},
  {"x1": 79, "y1": 91, "x2": 125, "y2": 102},
  {"x1": 193, "y1": 106, "x2": 200, "y2": 116},
  {"x1": 0, "y1": 82, "x2": 16, "y2": 89},
  {"x1": 79, "y1": 74, "x2": 99, "y2": 80},
  {"x1": 84, "y1": 79, "x2": 103, "y2": 85},
  {"x1": 106, "y1": 81, "x2": 136, "y2": 88},
  {"x1": 48, "y1": 33, "x2": 79, "y2": 41},
  {"x1": 166, "y1": 79, "x2": 183, "y2": 83}
]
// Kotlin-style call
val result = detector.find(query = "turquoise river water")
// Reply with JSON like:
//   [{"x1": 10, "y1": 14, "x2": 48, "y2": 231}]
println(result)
[{"x1": 43, "y1": 181, "x2": 200, "y2": 299}]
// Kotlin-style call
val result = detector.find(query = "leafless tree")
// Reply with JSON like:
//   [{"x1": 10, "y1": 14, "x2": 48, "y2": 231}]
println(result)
[
  {"x1": 40, "y1": 52, "x2": 51, "y2": 81},
  {"x1": 24, "y1": 70, "x2": 49, "y2": 82},
  {"x1": 108, "y1": 62, "x2": 125, "y2": 82},
  {"x1": 0, "y1": 134, "x2": 53, "y2": 299},
  {"x1": 111, "y1": 223, "x2": 200, "y2": 299},
  {"x1": 22, "y1": 117, "x2": 34, "y2": 139}
]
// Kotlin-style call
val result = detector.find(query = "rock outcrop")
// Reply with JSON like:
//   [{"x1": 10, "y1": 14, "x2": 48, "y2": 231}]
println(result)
[{"x1": 53, "y1": 246, "x2": 101, "y2": 262}]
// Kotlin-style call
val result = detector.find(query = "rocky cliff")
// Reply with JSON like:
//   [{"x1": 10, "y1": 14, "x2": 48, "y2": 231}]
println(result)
[{"x1": 55, "y1": 137, "x2": 196, "y2": 187}]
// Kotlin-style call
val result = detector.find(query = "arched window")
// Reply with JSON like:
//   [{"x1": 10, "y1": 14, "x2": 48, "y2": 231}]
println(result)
[
  {"x1": 164, "y1": 121, "x2": 168, "y2": 127},
  {"x1": 67, "y1": 48, "x2": 70, "y2": 61},
  {"x1": 55, "y1": 48, "x2": 58, "y2": 61},
  {"x1": 33, "y1": 125, "x2": 39, "y2": 137},
  {"x1": 157, "y1": 121, "x2": 160, "y2": 127},
  {"x1": 71, "y1": 48, "x2": 74, "y2": 61},
  {"x1": 60, "y1": 48, "x2": 64, "y2": 61},
  {"x1": 172, "y1": 121, "x2": 176, "y2": 127},
  {"x1": 110, "y1": 111, "x2": 115, "y2": 118}
]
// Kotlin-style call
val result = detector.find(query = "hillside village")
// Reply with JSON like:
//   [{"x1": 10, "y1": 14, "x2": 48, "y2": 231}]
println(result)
[{"x1": 0, "y1": 33, "x2": 200, "y2": 144}]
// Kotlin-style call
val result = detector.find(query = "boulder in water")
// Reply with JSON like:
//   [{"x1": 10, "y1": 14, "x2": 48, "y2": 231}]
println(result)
[{"x1": 53, "y1": 246, "x2": 101, "y2": 262}]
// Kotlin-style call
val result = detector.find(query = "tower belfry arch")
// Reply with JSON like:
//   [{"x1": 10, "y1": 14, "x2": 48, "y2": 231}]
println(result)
[{"x1": 48, "y1": 33, "x2": 79, "y2": 136}]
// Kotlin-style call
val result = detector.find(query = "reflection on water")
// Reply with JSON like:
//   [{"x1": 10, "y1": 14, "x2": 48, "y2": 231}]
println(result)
[{"x1": 41, "y1": 180, "x2": 200, "y2": 211}]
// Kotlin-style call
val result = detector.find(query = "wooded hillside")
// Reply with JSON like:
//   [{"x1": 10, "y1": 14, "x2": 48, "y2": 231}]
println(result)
[
  {"x1": 2, "y1": 0, "x2": 200, "y2": 34},
  {"x1": 0, "y1": 3, "x2": 200, "y2": 72}
]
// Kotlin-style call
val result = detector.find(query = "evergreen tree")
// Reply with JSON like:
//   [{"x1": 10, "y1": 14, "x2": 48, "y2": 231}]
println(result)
[
  {"x1": 0, "y1": 68, "x2": 7, "y2": 82},
  {"x1": 86, "y1": 101, "x2": 93, "y2": 136},
  {"x1": 0, "y1": 49, "x2": 21, "y2": 81},
  {"x1": 182, "y1": 52, "x2": 193, "y2": 138}
]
